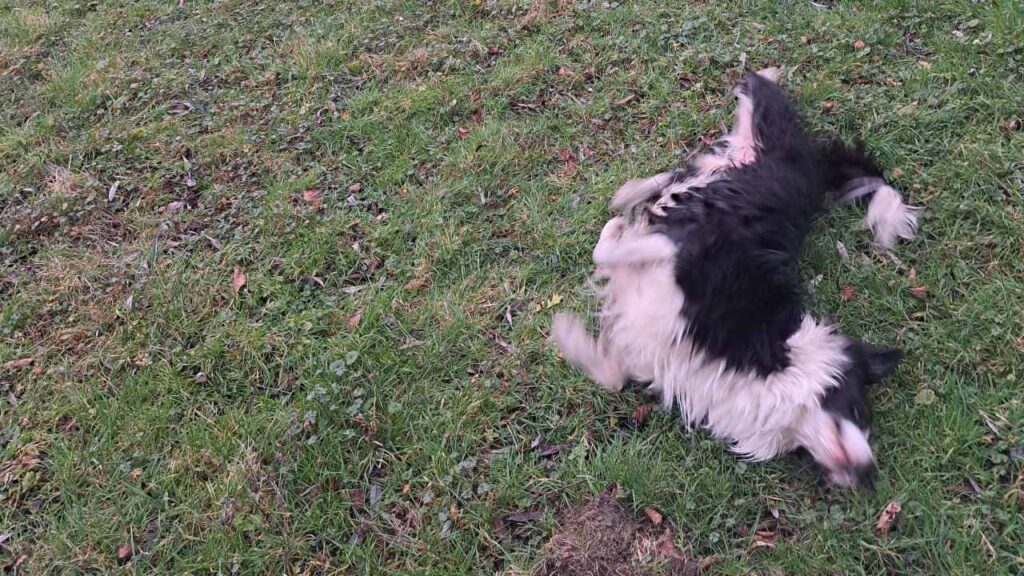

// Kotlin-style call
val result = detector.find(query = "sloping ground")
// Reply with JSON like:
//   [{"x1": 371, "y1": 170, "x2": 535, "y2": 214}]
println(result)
[{"x1": 2, "y1": 0, "x2": 1023, "y2": 573}]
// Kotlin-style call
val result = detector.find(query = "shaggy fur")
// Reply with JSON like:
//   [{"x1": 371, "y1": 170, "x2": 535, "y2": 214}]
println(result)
[{"x1": 553, "y1": 69, "x2": 914, "y2": 489}]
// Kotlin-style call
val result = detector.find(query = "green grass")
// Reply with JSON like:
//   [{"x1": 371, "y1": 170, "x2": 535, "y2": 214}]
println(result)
[{"x1": 2, "y1": 0, "x2": 1023, "y2": 573}]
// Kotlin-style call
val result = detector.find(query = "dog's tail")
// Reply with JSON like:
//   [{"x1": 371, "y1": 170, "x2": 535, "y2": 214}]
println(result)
[
  {"x1": 824, "y1": 141, "x2": 922, "y2": 250},
  {"x1": 551, "y1": 313, "x2": 625, "y2": 391}
]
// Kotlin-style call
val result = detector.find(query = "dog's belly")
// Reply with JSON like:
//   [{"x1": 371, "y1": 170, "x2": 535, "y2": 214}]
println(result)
[{"x1": 600, "y1": 260, "x2": 686, "y2": 382}]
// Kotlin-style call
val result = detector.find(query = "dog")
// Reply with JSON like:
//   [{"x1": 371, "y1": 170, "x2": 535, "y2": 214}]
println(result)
[{"x1": 552, "y1": 69, "x2": 920, "y2": 490}]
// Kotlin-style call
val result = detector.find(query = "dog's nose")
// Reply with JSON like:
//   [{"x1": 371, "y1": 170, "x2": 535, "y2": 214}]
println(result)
[{"x1": 852, "y1": 462, "x2": 878, "y2": 492}]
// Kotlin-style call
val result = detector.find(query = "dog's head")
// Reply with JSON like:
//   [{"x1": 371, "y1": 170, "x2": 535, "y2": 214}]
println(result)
[{"x1": 798, "y1": 340, "x2": 901, "y2": 490}]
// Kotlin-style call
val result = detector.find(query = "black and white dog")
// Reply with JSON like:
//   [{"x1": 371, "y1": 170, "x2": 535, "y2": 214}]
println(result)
[{"x1": 552, "y1": 69, "x2": 920, "y2": 490}]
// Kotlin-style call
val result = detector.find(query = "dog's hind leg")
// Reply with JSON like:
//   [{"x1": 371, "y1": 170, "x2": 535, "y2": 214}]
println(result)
[
  {"x1": 591, "y1": 217, "x2": 677, "y2": 267},
  {"x1": 551, "y1": 313, "x2": 627, "y2": 391}
]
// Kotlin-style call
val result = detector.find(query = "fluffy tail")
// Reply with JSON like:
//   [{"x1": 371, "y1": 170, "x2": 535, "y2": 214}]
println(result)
[
  {"x1": 838, "y1": 178, "x2": 922, "y2": 250},
  {"x1": 550, "y1": 313, "x2": 625, "y2": 391},
  {"x1": 823, "y1": 141, "x2": 922, "y2": 250}
]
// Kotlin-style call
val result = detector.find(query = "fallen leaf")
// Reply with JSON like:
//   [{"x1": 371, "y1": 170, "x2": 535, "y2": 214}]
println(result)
[
  {"x1": 631, "y1": 403, "x2": 655, "y2": 426},
  {"x1": 538, "y1": 444, "x2": 566, "y2": 457},
  {"x1": 530, "y1": 435, "x2": 542, "y2": 450},
  {"x1": 853, "y1": 39, "x2": 866, "y2": 50},
  {"x1": 469, "y1": 90, "x2": 481, "y2": 102},
  {"x1": 841, "y1": 285, "x2": 855, "y2": 301},
  {"x1": 1005, "y1": 119, "x2": 1021, "y2": 132},
  {"x1": 350, "y1": 489, "x2": 365, "y2": 507},
  {"x1": 167, "y1": 101, "x2": 193, "y2": 116},
  {"x1": 914, "y1": 389, "x2": 937, "y2": 406},
  {"x1": 613, "y1": 93, "x2": 636, "y2": 108},
  {"x1": 891, "y1": 167, "x2": 904, "y2": 178},
  {"x1": 347, "y1": 313, "x2": 362, "y2": 331},
  {"x1": 822, "y1": 100, "x2": 836, "y2": 113},
  {"x1": 402, "y1": 483, "x2": 411, "y2": 494},
  {"x1": 404, "y1": 277, "x2": 429, "y2": 292},
  {"x1": 557, "y1": 66, "x2": 573, "y2": 77},
  {"x1": 348, "y1": 183, "x2": 362, "y2": 194},
  {"x1": 559, "y1": 149, "x2": 578, "y2": 176},
  {"x1": 752, "y1": 529, "x2": 776, "y2": 548},
  {"x1": 232, "y1": 267, "x2": 246, "y2": 293},
  {"x1": 3, "y1": 357, "x2": 33, "y2": 370},
  {"x1": 163, "y1": 200, "x2": 185, "y2": 214},
  {"x1": 836, "y1": 241, "x2": 850, "y2": 261},
  {"x1": 655, "y1": 529, "x2": 686, "y2": 561},
  {"x1": 908, "y1": 268, "x2": 918, "y2": 283},
  {"x1": 876, "y1": 500, "x2": 902, "y2": 534},
  {"x1": 909, "y1": 285, "x2": 928, "y2": 299},
  {"x1": 107, "y1": 181, "x2": 120, "y2": 202},
  {"x1": 302, "y1": 187, "x2": 323, "y2": 209},
  {"x1": 644, "y1": 506, "x2": 663, "y2": 526},
  {"x1": 128, "y1": 468, "x2": 142, "y2": 481},
  {"x1": 56, "y1": 415, "x2": 77, "y2": 433},
  {"x1": 117, "y1": 543, "x2": 133, "y2": 562},
  {"x1": 456, "y1": 126, "x2": 470, "y2": 139},
  {"x1": 194, "y1": 372, "x2": 208, "y2": 384},
  {"x1": 545, "y1": 293, "x2": 563, "y2": 308},
  {"x1": 504, "y1": 511, "x2": 543, "y2": 523}
]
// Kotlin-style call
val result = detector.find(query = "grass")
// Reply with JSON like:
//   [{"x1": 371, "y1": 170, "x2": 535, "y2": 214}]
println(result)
[{"x1": 1, "y1": 0, "x2": 1023, "y2": 573}]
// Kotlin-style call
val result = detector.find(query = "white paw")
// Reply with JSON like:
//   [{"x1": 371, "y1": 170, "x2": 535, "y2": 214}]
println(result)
[
  {"x1": 598, "y1": 216, "x2": 627, "y2": 243},
  {"x1": 756, "y1": 67, "x2": 781, "y2": 83}
]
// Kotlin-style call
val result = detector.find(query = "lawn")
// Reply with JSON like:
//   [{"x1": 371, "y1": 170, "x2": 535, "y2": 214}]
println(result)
[{"x1": 1, "y1": 0, "x2": 1023, "y2": 573}]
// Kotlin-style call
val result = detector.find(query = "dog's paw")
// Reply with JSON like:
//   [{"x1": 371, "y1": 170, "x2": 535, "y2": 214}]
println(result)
[
  {"x1": 756, "y1": 66, "x2": 781, "y2": 83},
  {"x1": 598, "y1": 216, "x2": 627, "y2": 243}
]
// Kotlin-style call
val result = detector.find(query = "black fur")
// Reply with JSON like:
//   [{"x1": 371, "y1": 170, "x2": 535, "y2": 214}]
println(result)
[
  {"x1": 651, "y1": 72, "x2": 885, "y2": 376},
  {"x1": 824, "y1": 341, "x2": 902, "y2": 429}
]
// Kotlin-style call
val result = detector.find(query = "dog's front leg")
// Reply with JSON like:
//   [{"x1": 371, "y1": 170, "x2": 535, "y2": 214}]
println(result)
[{"x1": 593, "y1": 218, "x2": 677, "y2": 268}]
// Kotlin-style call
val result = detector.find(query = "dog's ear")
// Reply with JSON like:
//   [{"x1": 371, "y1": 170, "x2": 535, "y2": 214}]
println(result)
[{"x1": 859, "y1": 342, "x2": 902, "y2": 385}]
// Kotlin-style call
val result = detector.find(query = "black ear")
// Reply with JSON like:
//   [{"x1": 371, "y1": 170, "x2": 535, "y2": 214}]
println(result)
[{"x1": 862, "y1": 344, "x2": 902, "y2": 384}]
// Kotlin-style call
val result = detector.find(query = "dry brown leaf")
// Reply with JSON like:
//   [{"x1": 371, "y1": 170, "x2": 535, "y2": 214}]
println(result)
[
  {"x1": 644, "y1": 506, "x2": 663, "y2": 526},
  {"x1": 117, "y1": 543, "x2": 133, "y2": 562},
  {"x1": 891, "y1": 167, "x2": 904, "y2": 178},
  {"x1": 128, "y1": 468, "x2": 142, "y2": 481},
  {"x1": 841, "y1": 285, "x2": 855, "y2": 301},
  {"x1": 469, "y1": 90, "x2": 481, "y2": 102},
  {"x1": 613, "y1": 93, "x2": 636, "y2": 108},
  {"x1": 632, "y1": 403, "x2": 655, "y2": 426},
  {"x1": 348, "y1": 183, "x2": 362, "y2": 194},
  {"x1": 302, "y1": 187, "x2": 323, "y2": 209},
  {"x1": 3, "y1": 357, "x2": 33, "y2": 370},
  {"x1": 876, "y1": 500, "x2": 901, "y2": 534},
  {"x1": 347, "y1": 313, "x2": 363, "y2": 331},
  {"x1": 456, "y1": 126, "x2": 470, "y2": 139},
  {"x1": 822, "y1": 100, "x2": 836, "y2": 113},
  {"x1": 909, "y1": 285, "x2": 928, "y2": 299},
  {"x1": 853, "y1": 39, "x2": 866, "y2": 50},
  {"x1": 232, "y1": 267, "x2": 246, "y2": 293},
  {"x1": 752, "y1": 529, "x2": 776, "y2": 548},
  {"x1": 404, "y1": 277, "x2": 429, "y2": 292},
  {"x1": 655, "y1": 528, "x2": 685, "y2": 561}
]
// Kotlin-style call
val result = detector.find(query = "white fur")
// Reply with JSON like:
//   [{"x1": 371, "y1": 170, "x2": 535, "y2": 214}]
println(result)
[
  {"x1": 553, "y1": 216, "x2": 850, "y2": 462},
  {"x1": 610, "y1": 172, "x2": 675, "y2": 213},
  {"x1": 862, "y1": 184, "x2": 921, "y2": 250}
]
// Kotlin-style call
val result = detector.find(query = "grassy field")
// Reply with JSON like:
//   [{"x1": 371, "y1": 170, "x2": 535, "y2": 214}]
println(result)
[{"x1": 2, "y1": 0, "x2": 1023, "y2": 573}]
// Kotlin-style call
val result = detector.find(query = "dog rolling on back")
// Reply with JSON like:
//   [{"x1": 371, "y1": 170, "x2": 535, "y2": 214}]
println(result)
[{"x1": 553, "y1": 69, "x2": 918, "y2": 490}]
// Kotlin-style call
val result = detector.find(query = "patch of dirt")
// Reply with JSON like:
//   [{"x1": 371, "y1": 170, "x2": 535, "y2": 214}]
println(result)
[{"x1": 536, "y1": 488, "x2": 703, "y2": 576}]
